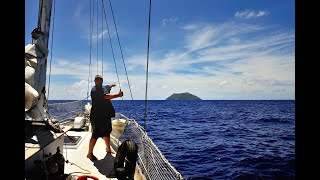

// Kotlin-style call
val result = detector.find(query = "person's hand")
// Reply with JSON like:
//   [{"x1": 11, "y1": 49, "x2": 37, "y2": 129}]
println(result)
[
  {"x1": 110, "y1": 83, "x2": 116, "y2": 88},
  {"x1": 118, "y1": 90, "x2": 124, "y2": 97}
]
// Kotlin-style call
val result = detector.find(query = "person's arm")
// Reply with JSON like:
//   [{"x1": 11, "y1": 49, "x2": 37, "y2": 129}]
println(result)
[{"x1": 103, "y1": 90, "x2": 123, "y2": 100}]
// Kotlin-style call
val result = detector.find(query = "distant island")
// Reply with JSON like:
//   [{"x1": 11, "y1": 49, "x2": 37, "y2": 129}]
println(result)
[{"x1": 166, "y1": 92, "x2": 201, "y2": 100}]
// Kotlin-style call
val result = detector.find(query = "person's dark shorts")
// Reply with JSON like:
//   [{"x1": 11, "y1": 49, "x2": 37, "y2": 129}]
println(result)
[{"x1": 91, "y1": 119, "x2": 112, "y2": 139}]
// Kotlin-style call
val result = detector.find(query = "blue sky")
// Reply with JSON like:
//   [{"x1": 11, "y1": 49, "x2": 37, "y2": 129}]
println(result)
[{"x1": 25, "y1": 0, "x2": 295, "y2": 100}]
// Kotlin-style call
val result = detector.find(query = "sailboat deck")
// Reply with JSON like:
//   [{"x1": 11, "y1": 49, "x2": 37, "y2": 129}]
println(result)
[
  {"x1": 25, "y1": 123, "x2": 72, "y2": 160},
  {"x1": 63, "y1": 131, "x2": 118, "y2": 180},
  {"x1": 63, "y1": 130, "x2": 145, "y2": 180}
]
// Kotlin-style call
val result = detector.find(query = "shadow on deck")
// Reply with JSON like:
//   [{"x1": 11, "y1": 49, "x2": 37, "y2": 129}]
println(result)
[{"x1": 93, "y1": 153, "x2": 117, "y2": 178}]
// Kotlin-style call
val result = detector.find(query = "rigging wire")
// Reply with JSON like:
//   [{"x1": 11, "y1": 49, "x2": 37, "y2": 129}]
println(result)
[
  {"x1": 96, "y1": 0, "x2": 99, "y2": 75},
  {"x1": 88, "y1": 0, "x2": 143, "y2": 121},
  {"x1": 101, "y1": 0, "x2": 126, "y2": 114},
  {"x1": 101, "y1": 0, "x2": 104, "y2": 77},
  {"x1": 107, "y1": 0, "x2": 138, "y2": 121},
  {"x1": 144, "y1": 0, "x2": 152, "y2": 131},
  {"x1": 87, "y1": 0, "x2": 95, "y2": 100},
  {"x1": 64, "y1": 136, "x2": 91, "y2": 175},
  {"x1": 47, "y1": 0, "x2": 56, "y2": 101},
  {"x1": 144, "y1": 0, "x2": 152, "y2": 175},
  {"x1": 46, "y1": 0, "x2": 56, "y2": 118}
]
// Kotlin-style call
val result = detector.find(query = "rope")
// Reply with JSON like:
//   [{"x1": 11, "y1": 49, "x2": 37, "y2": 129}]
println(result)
[
  {"x1": 96, "y1": 0, "x2": 99, "y2": 75},
  {"x1": 47, "y1": 0, "x2": 56, "y2": 107},
  {"x1": 144, "y1": 0, "x2": 152, "y2": 132},
  {"x1": 64, "y1": 136, "x2": 91, "y2": 175},
  {"x1": 101, "y1": 0, "x2": 104, "y2": 77},
  {"x1": 87, "y1": 0, "x2": 95, "y2": 100},
  {"x1": 65, "y1": 160, "x2": 91, "y2": 175},
  {"x1": 35, "y1": 0, "x2": 56, "y2": 120},
  {"x1": 107, "y1": 0, "x2": 138, "y2": 122},
  {"x1": 101, "y1": 0, "x2": 126, "y2": 112},
  {"x1": 142, "y1": 0, "x2": 152, "y2": 175}
]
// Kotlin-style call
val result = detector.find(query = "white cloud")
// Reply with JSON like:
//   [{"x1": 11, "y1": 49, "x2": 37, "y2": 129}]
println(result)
[
  {"x1": 218, "y1": 81, "x2": 229, "y2": 87},
  {"x1": 48, "y1": 20, "x2": 294, "y2": 100},
  {"x1": 71, "y1": 1, "x2": 116, "y2": 43},
  {"x1": 273, "y1": 89, "x2": 286, "y2": 93},
  {"x1": 71, "y1": 80, "x2": 88, "y2": 89},
  {"x1": 72, "y1": 2, "x2": 89, "y2": 34},
  {"x1": 91, "y1": 30, "x2": 111, "y2": 43},
  {"x1": 183, "y1": 22, "x2": 265, "y2": 52},
  {"x1": 161, "y1": 17, "x2": 179, "y2": 26},
  {"x1": 235, "y1": 10, "x2": 269, "y2": 19},
  {"x1": 136, "y1": 22, "x2": 293, "y2": 99},
  {"x1": 185, "y1": 26, "x2": 217, "y2": 51},
  {"x1": 181, "y1": 24, "x2": 198, "y2": 30}
]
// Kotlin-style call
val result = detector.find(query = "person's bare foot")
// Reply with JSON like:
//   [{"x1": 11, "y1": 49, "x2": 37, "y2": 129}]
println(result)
[
  {"x1": 87, "y1": 153, "x2": 98, "y2": 160},
  {"x1": 106, "y1": 147, "x2": 116, "y2": 154}
]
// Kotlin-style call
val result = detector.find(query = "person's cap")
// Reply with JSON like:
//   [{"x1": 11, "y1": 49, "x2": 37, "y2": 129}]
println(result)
[{"x1": 95, "y1": 74, "x2": 103, "y2": 79}]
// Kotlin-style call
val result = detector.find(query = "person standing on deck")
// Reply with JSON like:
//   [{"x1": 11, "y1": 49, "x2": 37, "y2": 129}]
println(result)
[{"x1": 87, "y1": 74, "x2": 124, "y2": 160}]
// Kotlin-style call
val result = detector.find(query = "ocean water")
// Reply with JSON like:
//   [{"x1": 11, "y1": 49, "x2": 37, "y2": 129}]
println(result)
[{"x1": 49, "y1": 100, "x2": 295, "y2": 179}]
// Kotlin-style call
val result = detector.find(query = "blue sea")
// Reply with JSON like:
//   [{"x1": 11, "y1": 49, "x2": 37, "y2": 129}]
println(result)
[{"x1": 49, "y1": 100, "x2": 295, "y2": 179}]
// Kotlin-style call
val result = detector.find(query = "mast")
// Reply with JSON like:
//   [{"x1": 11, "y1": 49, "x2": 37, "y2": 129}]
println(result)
[
  {"x1": 25, "y1": 0, "x2": 54, "y2": 124},
  {"x1": 33, "y1": 0, "x2": 52, "y2": 94}
]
